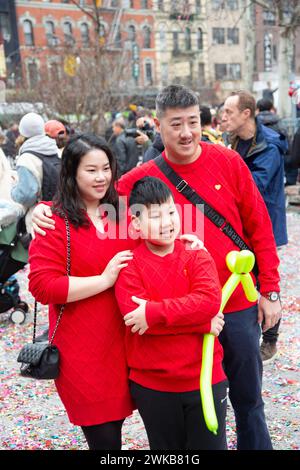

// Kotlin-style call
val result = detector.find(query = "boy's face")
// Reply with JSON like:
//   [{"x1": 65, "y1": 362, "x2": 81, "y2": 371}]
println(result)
[{"x1": 132, "y1": 196, "x2": 181, "y2": 248}]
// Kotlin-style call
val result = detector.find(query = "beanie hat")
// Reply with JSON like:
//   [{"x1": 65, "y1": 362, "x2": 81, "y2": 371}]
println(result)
[
  {"x1": 19, "y1": 112, "x2": 45, "y2": 138},
  {"x1": 45, "y1": 120, "x2": 67, "y2": 139}
]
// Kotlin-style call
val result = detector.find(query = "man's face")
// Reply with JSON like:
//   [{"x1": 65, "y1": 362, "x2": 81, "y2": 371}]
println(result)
[
  {"x1": 155, "y1": 106, "x2": 201, "y2": 164},
  {"x1": 222, "y1": 95, "x2": 250, "y2": 135}
]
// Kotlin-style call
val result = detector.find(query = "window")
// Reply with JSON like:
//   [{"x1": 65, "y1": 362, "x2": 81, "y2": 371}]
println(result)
[
  {"x1": 212, "y1": 0, "x2": 223, "y2": 10},
  {"x1": 227, "y1": 0, "x2": 238, "y2": 9},
  {"x1": 28, "y1": 61, "x2": 38, "y2": 88},
  {"x1": 264, "y1": 33, "x2": 272, "y2": 71},
  {"x1": 128, "y1": 25, "x2": 136, "y2": 42},
  {"x1": 198, "y1": 63, "x2": 205, "y2": 86},
  {"x1": 263, "y1": 10, "x2": 276, "y2": 26},
  {"x1": 215, "y1": 63, "x2": 241, "y2": 80},
  {"x1": 212, "y1": 28, "x2": 225, "y2": 45},
  {"x1": 114, "y1": 25, "x2": 122, "y2": 47},
  {"x1": 145, "y1": 62, "x2": 153, "y2": 85},
  {"x1": 141, "y1": 0, "x2": 148, "y2": 8},
  {"x1": 81, "y1": 23, "x2": 89, "y2": 46},
  {"x1": 158, "y1": 0, "x2": 164, "y2": 11},
  {"x1": 161, "y1": 63, "x2": 168, "y2": 85},
  {"x1": 159, "y1": 27, "x2": 166, "y2": 50},
  {"x1": 197, "y1": 28, "x2": 203, "y2": 50},
  {"x1": 49, "y1": 62, "x2": 60, "y2": 80},
  {"x1": 173, "y1": 31, "x2": 179, "y2": 52},
  {"x1": 45, "y1": 20, "x2": 56, "y2": 47},
  {"x1": 142, "y1": 26, "x2": 151, "y2": 48},
  {"x1": 111, "y1": 0, "x2": 119, "y2": 6},
  {"x1": 273, "y1": 44, "x2": 277, "y2": 62},
  {"x1": 227, "y1": 28, "x2": 239, "y2": 45},
  {"x1": 184, "y1": 27, "x2": 191, "y2": 50},
  {"x1": 23, "y1": 20, "x2": 34, "y2": 46},
  {"x1": 228, "y1": 63, "x2": 241, "y2": 79},
  {"x1": 0, "y1": 13, "x2": 11, "y2": 42},
  {"x1": 195, "y1": 0, "x2": 201, "y2": 14},
  {"x1": 63, "y1": 21, "x2": 74, "y2": 46},
  {"x1": 215, "y1": 63, "x2": 226, "y2": 80}
]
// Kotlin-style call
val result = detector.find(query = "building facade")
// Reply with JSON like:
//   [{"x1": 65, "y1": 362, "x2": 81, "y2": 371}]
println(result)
[{"x1": 11, "y1": 0, "x2": 155, "y2": 91}]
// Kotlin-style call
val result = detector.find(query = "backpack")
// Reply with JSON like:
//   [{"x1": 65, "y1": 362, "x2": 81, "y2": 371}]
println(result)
[{"x1": 20, "y1": 150, "x2": 61, "y2": 201}]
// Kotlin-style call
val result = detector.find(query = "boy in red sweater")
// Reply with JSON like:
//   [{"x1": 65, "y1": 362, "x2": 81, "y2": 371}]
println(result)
[{"x1": 115, "y1": 177, "x2": 227, "y2": 450}]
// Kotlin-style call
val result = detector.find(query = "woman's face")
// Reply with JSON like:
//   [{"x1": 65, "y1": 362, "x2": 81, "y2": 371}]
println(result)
[{"x1": 76, "y1": 149, "x2": 112, "y2": 205}]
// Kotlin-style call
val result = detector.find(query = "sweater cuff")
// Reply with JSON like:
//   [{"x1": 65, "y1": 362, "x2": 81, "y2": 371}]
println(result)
[
  {"x1": 48, "y1": 276, "x2": 69, "y2": 304},
  {"x1": 145, "y1": 301, "x2": 165, "y2": 328}
]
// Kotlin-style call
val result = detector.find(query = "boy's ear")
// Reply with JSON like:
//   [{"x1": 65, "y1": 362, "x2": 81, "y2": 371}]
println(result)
[{"x1": 131, "y1": 214, "x2": 141, "y2": 232}]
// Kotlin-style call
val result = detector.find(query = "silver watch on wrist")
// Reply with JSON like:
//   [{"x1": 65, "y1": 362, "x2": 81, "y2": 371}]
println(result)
[{"x1": 261, "y1": 291, "x2": 280, "y2": 302}]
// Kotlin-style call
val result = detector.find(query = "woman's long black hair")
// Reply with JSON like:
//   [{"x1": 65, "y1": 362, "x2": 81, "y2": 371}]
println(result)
[{"x1": 53, "y1": 134, "x2": 119, "y2": 227}]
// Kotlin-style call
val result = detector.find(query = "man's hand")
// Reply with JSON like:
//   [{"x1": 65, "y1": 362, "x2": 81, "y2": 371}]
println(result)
[
  {"x1": 258, "y1": 296, "x2": 281, "y2": 332},
  {"x1": 32, "y1": 203, "x2": 55, "y2": 236},
  {"x1": 210, "y1": 312, "x2": 225, "y2": 336},
  {"x1": 180, "y1": 234, "x2": 207, "y2": 251},
  {"x1": 135, "y1": 130, "x2": 149, "y2": 146},
  {"x1": 124, "y1": 296, "x2": 148, "y2": 335}
]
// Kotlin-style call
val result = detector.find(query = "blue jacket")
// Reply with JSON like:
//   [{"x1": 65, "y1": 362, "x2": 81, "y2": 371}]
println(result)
[{"x1": 243, "y1": 120, "x2": 288, "y2": 247}]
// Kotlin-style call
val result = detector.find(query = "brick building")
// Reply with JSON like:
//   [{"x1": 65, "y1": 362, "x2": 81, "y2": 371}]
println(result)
[{"x1": 8, "y1": 1, "x2": 156, "y2": 92}]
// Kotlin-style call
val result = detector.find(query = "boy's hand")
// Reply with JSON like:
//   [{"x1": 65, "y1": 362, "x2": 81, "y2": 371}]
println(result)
[
  {"x1": 210, "y1": 312, "x2": 225, "y2": 336},
  {"x1": 180, "y1": 234, "x2": 207, "y2": 251},
  {"x1": 32, "y1": 204, "x2": 55, "y2": 236},
  {"x1": 124, "y1": 296, "x2": 148, "y2": 335}
]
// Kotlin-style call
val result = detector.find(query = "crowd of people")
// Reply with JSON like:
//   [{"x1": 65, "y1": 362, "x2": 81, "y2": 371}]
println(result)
[{"x1": 0, "y1": 84, "x2": 300, "y2": 451}]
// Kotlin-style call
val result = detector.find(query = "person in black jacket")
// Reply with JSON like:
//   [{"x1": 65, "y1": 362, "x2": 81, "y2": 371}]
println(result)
[
  {"x1": 290, "y1": 126, "x2": 300, "y2": 170},
  {"x1": 111, "y1": 120, "x2": 140, "y2": 176}
]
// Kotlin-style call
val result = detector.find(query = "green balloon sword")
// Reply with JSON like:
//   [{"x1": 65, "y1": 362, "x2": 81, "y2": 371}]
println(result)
[{"x1": 200, "y1": 250, "x2": 258, "y2": 435}]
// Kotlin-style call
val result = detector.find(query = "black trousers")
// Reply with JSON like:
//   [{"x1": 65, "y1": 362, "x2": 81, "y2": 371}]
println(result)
[
  {"x1": 81, "y1": 419, "x2": 124, "y2": 450},
  {"x1": 130, "y1": 380, "x2": 228, "y2": 450},
  {"x1": 262, "y1": 318, "x2": 281, "y2": 343}
]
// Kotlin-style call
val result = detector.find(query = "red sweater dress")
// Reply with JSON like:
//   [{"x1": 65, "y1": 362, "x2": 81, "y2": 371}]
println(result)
[
  {"x1": 115, "y1": 241, "x2": 226, "y2": 392},
  {"x1": 117, "y1": 143, "x2": 280, "y2": 313},
  {"x1": 28, "y1": 213, "x2": 134, "y2": 426}
]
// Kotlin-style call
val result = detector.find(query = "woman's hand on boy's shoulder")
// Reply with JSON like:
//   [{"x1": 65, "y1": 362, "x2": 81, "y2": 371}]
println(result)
[{"x1": 180, "y1": 234, "x2": 207, "y2": 251}]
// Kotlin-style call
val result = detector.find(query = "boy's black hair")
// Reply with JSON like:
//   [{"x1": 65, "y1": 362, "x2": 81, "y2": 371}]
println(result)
[
  {"x1": 129, "y1": 177, "x2": 173, "y2": 215},
  {"x1": 155, "y1": 85, "x2": 200, "y2": 119},
  {"x1": 256, "y1": 98, "x2": 273, "y2": 112}
]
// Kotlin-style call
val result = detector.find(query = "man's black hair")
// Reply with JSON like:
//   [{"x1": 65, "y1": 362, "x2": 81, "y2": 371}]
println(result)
[
  {"x1": 200, "y1": 106, "x2": 212, "y2": 126},
  {"x1": 129, "y1": 176, "x2": 173, "y2": 215},
  {"x1": 155, "y1": 85, "x2": 200, "y2": 118},
  {"x1": 256, "y1": 98, "x2": 273, "y2": 112}
]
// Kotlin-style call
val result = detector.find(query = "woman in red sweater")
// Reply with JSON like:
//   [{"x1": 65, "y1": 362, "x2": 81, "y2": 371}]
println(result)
[
  {"x1": 115, "y1": 177, "x2": 227, "y2": 450},
  {"x1": 28, "y1": 134, "x2": 134, "y2": 450}
]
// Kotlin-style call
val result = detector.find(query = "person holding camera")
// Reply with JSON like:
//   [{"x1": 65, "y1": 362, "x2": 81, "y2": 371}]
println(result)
[{"x1": 111, "y1": 119, "x2": 140, "y2": 177}]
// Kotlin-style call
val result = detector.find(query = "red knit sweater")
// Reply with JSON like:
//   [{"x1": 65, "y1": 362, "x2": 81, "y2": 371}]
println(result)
[
  {"x1": 28, "y1": 214, "x2": 134, "y2": 426},
  {"x1": 115, "y1": 240, "x2": 226, "y2": 392},
  {"x1": 117, "y1": 143, "x2": 280, "y2": 313}
]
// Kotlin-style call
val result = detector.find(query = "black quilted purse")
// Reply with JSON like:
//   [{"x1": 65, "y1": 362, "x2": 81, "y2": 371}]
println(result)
[{"x1": 17, "y1": 216, "x2": 71, "y2": 380}]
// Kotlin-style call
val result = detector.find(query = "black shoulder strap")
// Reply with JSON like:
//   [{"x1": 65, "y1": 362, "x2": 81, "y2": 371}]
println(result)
[
  {"x1": 20, "y1": 150, "x2": 59, "y2": 159},
  {"x1": 154, "y1": 154, "x2": 254, "y2": 254}
]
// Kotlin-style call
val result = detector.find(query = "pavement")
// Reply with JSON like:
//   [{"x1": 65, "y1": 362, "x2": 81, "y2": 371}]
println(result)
[{"x1": 0, "y1": 210, "x2": 299, "y2": 450}]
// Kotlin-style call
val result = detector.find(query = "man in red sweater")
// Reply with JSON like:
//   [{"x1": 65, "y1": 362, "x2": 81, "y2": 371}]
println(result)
[
  {"x1": 117, "y1": 85, "x2": 280, "y2": 450},
  {"x1": 115, "y1": 176, "x2": 227, "y2": 450}
]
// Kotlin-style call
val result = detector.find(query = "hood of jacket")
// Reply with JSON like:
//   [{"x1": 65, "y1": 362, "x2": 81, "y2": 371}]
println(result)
[
  {"x1": 247, "y1": 118, "x2": 288, "y2": 158},
  {"x1": 19, "y1": 134, "x2": 59, "y2": 157},
  {"x1": 257, "y1": 111, "x2": 280, "y2": 127}
]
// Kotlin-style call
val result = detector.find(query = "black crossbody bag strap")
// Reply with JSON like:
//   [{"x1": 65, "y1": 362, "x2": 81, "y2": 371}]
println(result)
[{"x1": 154, "y1": 155, "x2": 258, "y2": 276}]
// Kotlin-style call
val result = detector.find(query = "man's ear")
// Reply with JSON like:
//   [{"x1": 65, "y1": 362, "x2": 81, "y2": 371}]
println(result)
[
  {"x1": 131, "y1": 214, "x2": 141, "y2": 232},
  {"x1": 154, "y1": 117, "x2": 161, "y2": 133}
]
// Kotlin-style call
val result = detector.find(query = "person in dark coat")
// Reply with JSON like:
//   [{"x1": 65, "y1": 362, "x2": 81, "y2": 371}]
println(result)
[{"x1": 223, "y1": 90, "x2": 287, "y2": 363}]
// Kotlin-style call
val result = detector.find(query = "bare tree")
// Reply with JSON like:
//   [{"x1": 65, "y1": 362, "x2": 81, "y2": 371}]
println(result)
[{"x1": 31, "y1": 2, "x2": 132, "y2": 134}]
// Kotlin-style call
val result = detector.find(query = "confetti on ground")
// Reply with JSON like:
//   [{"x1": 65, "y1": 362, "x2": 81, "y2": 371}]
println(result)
[{"x1": 0, "y1": 210, "x2": 299, "y2": 450}]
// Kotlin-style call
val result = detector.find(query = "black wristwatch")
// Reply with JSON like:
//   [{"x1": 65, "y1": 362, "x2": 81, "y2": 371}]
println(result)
[{"x1": 261, "y1": 291, "x2": 280, "y2": 302}]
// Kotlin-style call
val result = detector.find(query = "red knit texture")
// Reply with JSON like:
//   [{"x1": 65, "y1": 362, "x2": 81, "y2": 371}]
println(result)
[
  {"x1": 28, "y1": 214, "x2": 134, "y2": 426},
  {"x1": 118, "y1": 143, "x2": 280, "y2": 313},
  {"x1": 115, "y1": 241, "x2": 226, "y2": 392}
]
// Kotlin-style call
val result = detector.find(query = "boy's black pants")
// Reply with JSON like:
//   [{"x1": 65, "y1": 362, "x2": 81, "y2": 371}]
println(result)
[{"x1": 130, "y1": 380, "x2": 228, "y2": 450}]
